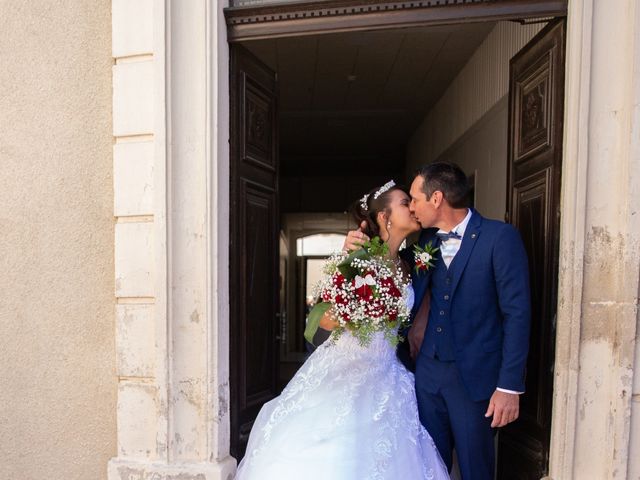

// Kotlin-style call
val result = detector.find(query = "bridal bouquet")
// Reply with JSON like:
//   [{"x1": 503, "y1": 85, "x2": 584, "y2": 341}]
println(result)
[{"x1": 304, "y1": 237, "x2": 411, "y2": 347}]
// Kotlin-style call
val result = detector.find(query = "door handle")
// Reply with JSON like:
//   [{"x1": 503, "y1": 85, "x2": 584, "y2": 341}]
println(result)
[{"x1": 276, "y1": 311, "x2": 287, "y2": 342}]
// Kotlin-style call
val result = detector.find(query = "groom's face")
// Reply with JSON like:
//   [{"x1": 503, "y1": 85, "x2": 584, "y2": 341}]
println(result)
[{"x1": 409, "y1": 176, "x2": 437, "y2": 228}]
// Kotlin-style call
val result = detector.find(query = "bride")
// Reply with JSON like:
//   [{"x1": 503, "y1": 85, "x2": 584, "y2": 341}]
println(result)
[{"x1": 235, "y1": 181, "x2": 449, "y2": 480}]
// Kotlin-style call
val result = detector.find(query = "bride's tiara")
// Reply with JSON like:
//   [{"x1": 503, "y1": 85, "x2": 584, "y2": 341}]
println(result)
[
  {"x1": 359, "y1": 194, "x2": 370, "y2": 210},
  {"x1": 360, "y1": 180, "x2": 396, "y2": 211}
]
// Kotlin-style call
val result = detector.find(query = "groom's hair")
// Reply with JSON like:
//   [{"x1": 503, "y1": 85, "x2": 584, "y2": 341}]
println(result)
[{"x1": 415, "y1": 162, "x2": 470, "y2": 209}]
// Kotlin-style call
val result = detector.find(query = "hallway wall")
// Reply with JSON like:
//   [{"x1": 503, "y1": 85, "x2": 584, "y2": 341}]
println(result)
[
  {"x1": 405, "y1": 21, "x2": 544, "y2": 220},
  {"x1": 435, "y1": 97, "x2": 508, "y2": 221}
]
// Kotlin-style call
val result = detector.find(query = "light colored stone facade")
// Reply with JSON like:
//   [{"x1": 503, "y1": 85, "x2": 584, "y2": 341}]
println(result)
[
  {"x1": 549, "y1": 1, "x2": 640, "y2": 478},
  {"x1": 108, "y1": 1, "x2": 235, "y2": 478},
  {"x1": 1, "y1": 1, "x2": 638, "y2": 479},
  {"x1": 108, "y1": 3, "x2": 640, "y2": 479},
  {"x1": 0, "y1": 1, "x2": 115, "y2": 479}
]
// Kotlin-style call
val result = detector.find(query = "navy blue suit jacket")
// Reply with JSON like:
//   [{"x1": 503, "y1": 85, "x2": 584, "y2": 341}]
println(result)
[{"x1": 409, "y1": 209, "x2": 531, "y2": 401}]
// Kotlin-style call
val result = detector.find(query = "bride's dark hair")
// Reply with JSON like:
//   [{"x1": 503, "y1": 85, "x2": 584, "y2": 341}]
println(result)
[{"x1": 350, "y1": 182, "x2": 409, "y2": 239}]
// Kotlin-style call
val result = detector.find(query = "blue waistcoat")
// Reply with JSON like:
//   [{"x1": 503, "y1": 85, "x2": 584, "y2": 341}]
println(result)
[{"x1": 420, "y1": 245, "x2": 456, "y2": 361}]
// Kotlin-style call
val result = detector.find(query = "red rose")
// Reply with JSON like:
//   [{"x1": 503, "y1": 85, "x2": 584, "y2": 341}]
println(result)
[
  {"x1": 354, "y1": 282, "x2": 374, "y2": 301},
  {"x1": 364, "y1": 299, "x2": 385, "y2": 318},
  {"x1": 335, "y1": 294, "x2": 348, "y2": 305},
  {"x1": 380, "y1": 277, "x2": 401, "y2": 298},
  {"x1": 333, "y1": 273, "x2": 345, "y2": 287}
]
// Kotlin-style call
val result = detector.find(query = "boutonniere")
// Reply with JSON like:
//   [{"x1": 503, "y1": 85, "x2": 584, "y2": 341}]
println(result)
[{"x1": 413, "y1": 242, "x2": 439, "y2": 274}]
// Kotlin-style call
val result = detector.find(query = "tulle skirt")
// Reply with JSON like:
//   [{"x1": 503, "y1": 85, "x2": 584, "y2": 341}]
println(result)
[{"x1": 235, "y1": 331, "x2": 450, "y2": 480}]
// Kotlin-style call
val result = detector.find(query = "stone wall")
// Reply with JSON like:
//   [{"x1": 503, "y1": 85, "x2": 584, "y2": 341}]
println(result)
[
  {"x1": 108, "y1": 1, "x2": 236, "y2": 478},
  {"x1": 0, "y1": 1, "x2": 115, "y2": 479},
  {"x1": 549, "y1": 1, "x2": 640, "y2": 478}
]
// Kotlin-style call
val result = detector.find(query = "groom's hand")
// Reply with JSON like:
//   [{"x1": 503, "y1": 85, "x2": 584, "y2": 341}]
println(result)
[
  {"x1": 485, "y1": 390, "x2": 520, "y2": 428},
  {"x1": 343, "y1": 221, "x2": 369, "y2": 251}
]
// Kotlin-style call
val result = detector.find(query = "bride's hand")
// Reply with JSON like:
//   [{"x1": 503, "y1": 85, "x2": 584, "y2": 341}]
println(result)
[
  {"x1": 343, "y1": 221, "x2": 369, "y2": 251},
  {"x1": 319, "y1": 308, "x2": 339, "y2": 331}
]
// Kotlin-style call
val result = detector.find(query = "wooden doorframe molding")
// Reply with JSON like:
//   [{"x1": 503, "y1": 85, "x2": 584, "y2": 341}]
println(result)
[{"x1": 224, "y1": 0, "x2": 567, "y2": 43}]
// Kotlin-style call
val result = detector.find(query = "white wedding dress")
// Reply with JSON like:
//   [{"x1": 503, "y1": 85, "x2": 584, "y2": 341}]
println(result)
[{"x1": 235, "y1": 286, "x2": 450, "y2": 480}]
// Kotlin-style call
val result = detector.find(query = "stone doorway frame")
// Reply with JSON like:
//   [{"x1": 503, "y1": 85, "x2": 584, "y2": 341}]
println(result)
[{"x1": 108, "y1": 1, "x2": 639, "y2": 479}]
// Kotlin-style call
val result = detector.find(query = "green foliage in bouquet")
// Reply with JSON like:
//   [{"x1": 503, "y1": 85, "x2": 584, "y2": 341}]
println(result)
[
  {"x1": 336, "y1": 236, "x2": 388, "y2": 280},
  {"x1": 303, "y1": 301, "x2": 331, "y2": 345}
]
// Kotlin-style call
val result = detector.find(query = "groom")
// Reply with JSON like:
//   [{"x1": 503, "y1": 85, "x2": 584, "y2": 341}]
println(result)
[{"x1": 345, "y1": 162, "x2": 530, "y2": 480}]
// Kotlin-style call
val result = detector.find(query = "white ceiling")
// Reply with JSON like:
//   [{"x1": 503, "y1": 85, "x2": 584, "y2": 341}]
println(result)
[{"x1": 243, "y1": 21, "x2": 495, "y2": 172}]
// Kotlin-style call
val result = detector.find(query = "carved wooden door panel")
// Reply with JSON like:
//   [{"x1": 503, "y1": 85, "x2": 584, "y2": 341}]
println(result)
[
  {"x1": 229, "y1": 44, "x2": 279, "y2": 460},
  {"x1": 498, "y1": 19, "x2": 565, "y2": 479}
]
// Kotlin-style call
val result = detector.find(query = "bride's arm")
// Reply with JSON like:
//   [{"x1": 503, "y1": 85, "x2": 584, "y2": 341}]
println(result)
[{"x1": 408, "y1": 291, "x2": 430, "y2": 360}]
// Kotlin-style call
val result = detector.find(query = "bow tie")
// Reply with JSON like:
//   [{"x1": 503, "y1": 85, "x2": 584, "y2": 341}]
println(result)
[{"x1": 436, "y1": 231, "x2": 462, "y2": 241}]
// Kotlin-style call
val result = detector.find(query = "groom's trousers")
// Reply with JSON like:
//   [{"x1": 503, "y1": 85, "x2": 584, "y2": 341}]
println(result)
[{"x1": 415, "y1": 354, "x2": 495, "y2": 480}]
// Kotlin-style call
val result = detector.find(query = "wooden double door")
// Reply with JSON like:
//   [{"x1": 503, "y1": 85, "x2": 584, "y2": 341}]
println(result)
[
  {"x1": 229, "y1": 45, "x2": 280, "y2": 459},
  {"x1": 228, "y1": 10, "x2": 566, "y2": 479},
  {"x1": 498, "y1": 19, "x2": 565, "y2": 479}
]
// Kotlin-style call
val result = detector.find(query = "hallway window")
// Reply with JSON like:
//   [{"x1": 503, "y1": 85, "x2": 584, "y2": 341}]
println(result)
[{"x1": 296, "y1": 233, "x2": 346, "y2": 257}]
